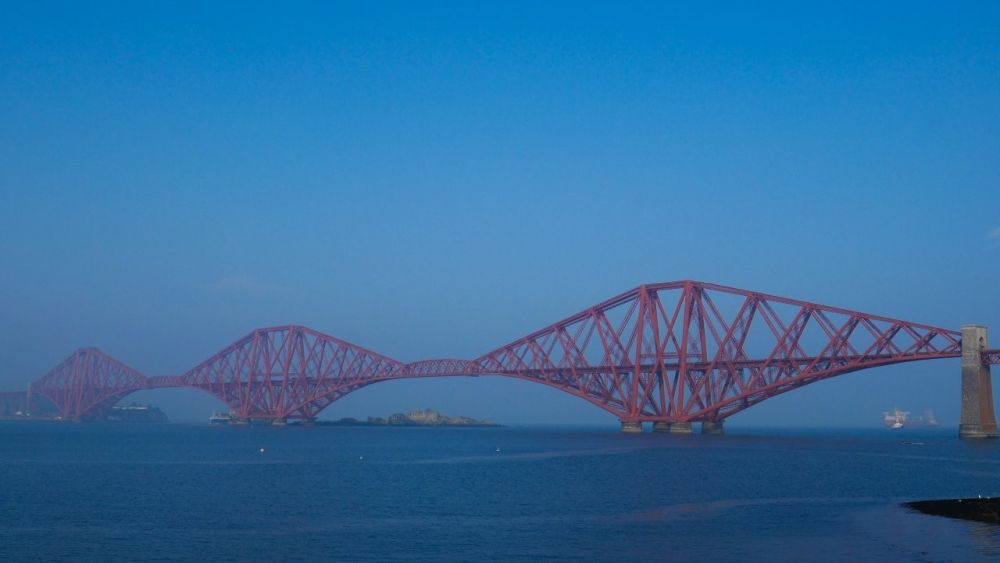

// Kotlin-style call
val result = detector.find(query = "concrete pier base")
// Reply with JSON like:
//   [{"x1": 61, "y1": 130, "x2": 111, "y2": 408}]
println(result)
[
  {"x1": 701, "y1": 421, "x2": 724, "y2": 434},
  {"x1": 620, "y1": 420, "x2": 643, "y2": 433},
  {"x1": 271, "y1": 419, "x2": 286, "y2": 426},
  {"x1": 652, "y1": 422, "x2": 692, "y2": 434},
  {"x1": 232, "y1": 418, "x2": 250, "y2": 425},
  {"x1": 960, "y1": 325, "x2": 998, "y2": 439}
]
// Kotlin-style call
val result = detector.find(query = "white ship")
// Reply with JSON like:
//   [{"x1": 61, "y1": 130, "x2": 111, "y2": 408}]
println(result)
[
  {"x1": 883, "y1": 408, "x2": 909, "y2": 429},
  {"x1": 209, "y1": 412, "x2": 233, "y2": 425}
]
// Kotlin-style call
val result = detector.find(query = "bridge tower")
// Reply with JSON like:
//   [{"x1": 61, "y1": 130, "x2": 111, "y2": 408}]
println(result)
[{"x1": 959, "y1": 325, "x2": 998, "y2": 439}]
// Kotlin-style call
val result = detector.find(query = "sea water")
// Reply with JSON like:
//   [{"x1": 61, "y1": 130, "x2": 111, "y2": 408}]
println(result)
[{"x1": 1, "y1": 422, "x2": 999, "y2": 562}]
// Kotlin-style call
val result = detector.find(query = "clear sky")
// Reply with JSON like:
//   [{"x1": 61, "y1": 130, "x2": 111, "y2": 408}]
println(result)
[{"x1": 2, "y1": 1, "x2": 998, "y2": 426}]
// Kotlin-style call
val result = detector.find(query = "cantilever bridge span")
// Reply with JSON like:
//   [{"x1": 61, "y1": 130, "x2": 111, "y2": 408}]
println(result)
[{"x1": 20, "y1": 281, "x2": 1000, "y2": 434}]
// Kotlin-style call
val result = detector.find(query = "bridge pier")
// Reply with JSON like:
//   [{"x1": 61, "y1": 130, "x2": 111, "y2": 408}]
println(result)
[
  {"x1": 701, "y1": 421, "x2": 724, "y2": 434},
  {"x1": 652, "y1": 422, "x2": 693, "y2": 434},
  {"x1": 620, "y1": 420, "x2": 643, "y2": 433},
  {"x1": 960, "y1": 325, "x2": 998, "y2": 439}
]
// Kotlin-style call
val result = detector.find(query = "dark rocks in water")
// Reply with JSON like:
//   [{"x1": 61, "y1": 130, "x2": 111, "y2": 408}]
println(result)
[{"x1": 906, "y1": 498, "x2": 1000, "y2": 523}]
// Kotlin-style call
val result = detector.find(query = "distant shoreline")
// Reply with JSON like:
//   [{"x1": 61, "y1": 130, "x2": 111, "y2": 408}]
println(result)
[
  {"x1": 314, "y1": 409, "x2": 500, "y2": 428},
  {"x1": 313, "y1": 419, "x2": 501, "y2": 428},
  {"x1": 204, "y1": 408, "x2": 501, "y2": 427}
]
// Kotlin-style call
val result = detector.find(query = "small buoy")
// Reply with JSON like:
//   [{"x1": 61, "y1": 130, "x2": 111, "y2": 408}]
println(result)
[
  {"x1": 496, "y1": 448, "x2": 501, "y2": 453},
  {"x1": 359, "y1": 456, "x2": 364, "y2": 460},
  {"x1": 259, "y1": 448, "x2": 265, "y2": 453}
]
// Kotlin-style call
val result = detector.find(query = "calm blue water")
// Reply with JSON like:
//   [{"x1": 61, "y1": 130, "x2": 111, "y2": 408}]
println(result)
[{"x1": 2, "y1": 422, "x2": 1000, "y2": 562}]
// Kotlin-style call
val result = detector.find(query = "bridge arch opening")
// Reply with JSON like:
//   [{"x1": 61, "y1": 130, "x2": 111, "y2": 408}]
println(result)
[{"x1": 306, "y1": 374, "x2": 616, "y2": 426}]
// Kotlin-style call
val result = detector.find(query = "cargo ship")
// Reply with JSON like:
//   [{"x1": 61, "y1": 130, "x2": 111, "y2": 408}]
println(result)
[
  {"x1": 883, "y1": 408, "x2": 908, "y2": 429},
  {"x1": 910, "y1": 409, "x2": 940, "y2": 428},
  {"x1": 883, "y1": 408, "x2": 939, "y2": 429}
]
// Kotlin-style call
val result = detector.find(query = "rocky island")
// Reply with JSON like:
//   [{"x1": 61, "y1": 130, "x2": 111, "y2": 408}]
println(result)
[{"x1": 319, "y1": 408, "x2": 498, "y2": 427}]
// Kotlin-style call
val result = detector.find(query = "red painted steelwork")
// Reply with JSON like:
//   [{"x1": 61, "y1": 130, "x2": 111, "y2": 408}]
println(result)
[
  {"x1": 984, "y1": 350, "x2": 1000, "y2": 366},
  {"x1": 146, "y1": 375, "x2": 184, "y2": 388},
  {"x1": 31, "y1": 348, "x2": 147, "y2": 420},
  {"x1": 464, "y1": 281, "x2": 962, "y2": 423},
  {"x1": 180, "y1": 325, "x2": 404, "y2": 421},
  {"x1": 19, "y1": 281, "x2": 969, "y2": 423}
]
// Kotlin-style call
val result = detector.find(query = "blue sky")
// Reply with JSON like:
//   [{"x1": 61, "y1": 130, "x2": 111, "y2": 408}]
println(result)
[{"x1": 1, "y1": 1, "x2": 998, "y2": 426}]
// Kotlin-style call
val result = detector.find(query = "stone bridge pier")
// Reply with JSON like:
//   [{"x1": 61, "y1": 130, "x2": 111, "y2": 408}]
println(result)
[{"x1": 959, "y1": 325, "x2": 998, "y2": 439}]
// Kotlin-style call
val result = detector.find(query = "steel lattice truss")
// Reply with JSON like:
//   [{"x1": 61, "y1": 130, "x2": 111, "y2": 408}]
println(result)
[
  {"x1": 466, "y1": 282, "x2": 963, "y2": 422},
  {"x1": 181, "y1": 325, "x2": 404, "y2": 421},
  {"x1": 31, "y1": 348, "x2": 147, "y2": 420},
  {"x1": 21, "y1": 281, "x2": 983, "y2": 422},
  {"x1": 985, "y1": 350, "x2": 1000, "y2": 366}
]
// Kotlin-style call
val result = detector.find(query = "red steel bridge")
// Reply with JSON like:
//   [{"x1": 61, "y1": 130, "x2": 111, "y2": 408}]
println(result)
[{"x1": 17, "y1": 281, "x2": 1000, "y2": 434}]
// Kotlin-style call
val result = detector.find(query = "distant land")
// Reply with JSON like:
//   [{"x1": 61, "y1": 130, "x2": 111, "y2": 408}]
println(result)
[
  {"x1": 317, "y1": 408, "x2": 499, "y2": 427},
  {"x1": 106, "y1": 404, "x2": 169, "y2": 423},
  {"x1": 0, "y1": 397, "x2": 169, "y2": 423}
]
